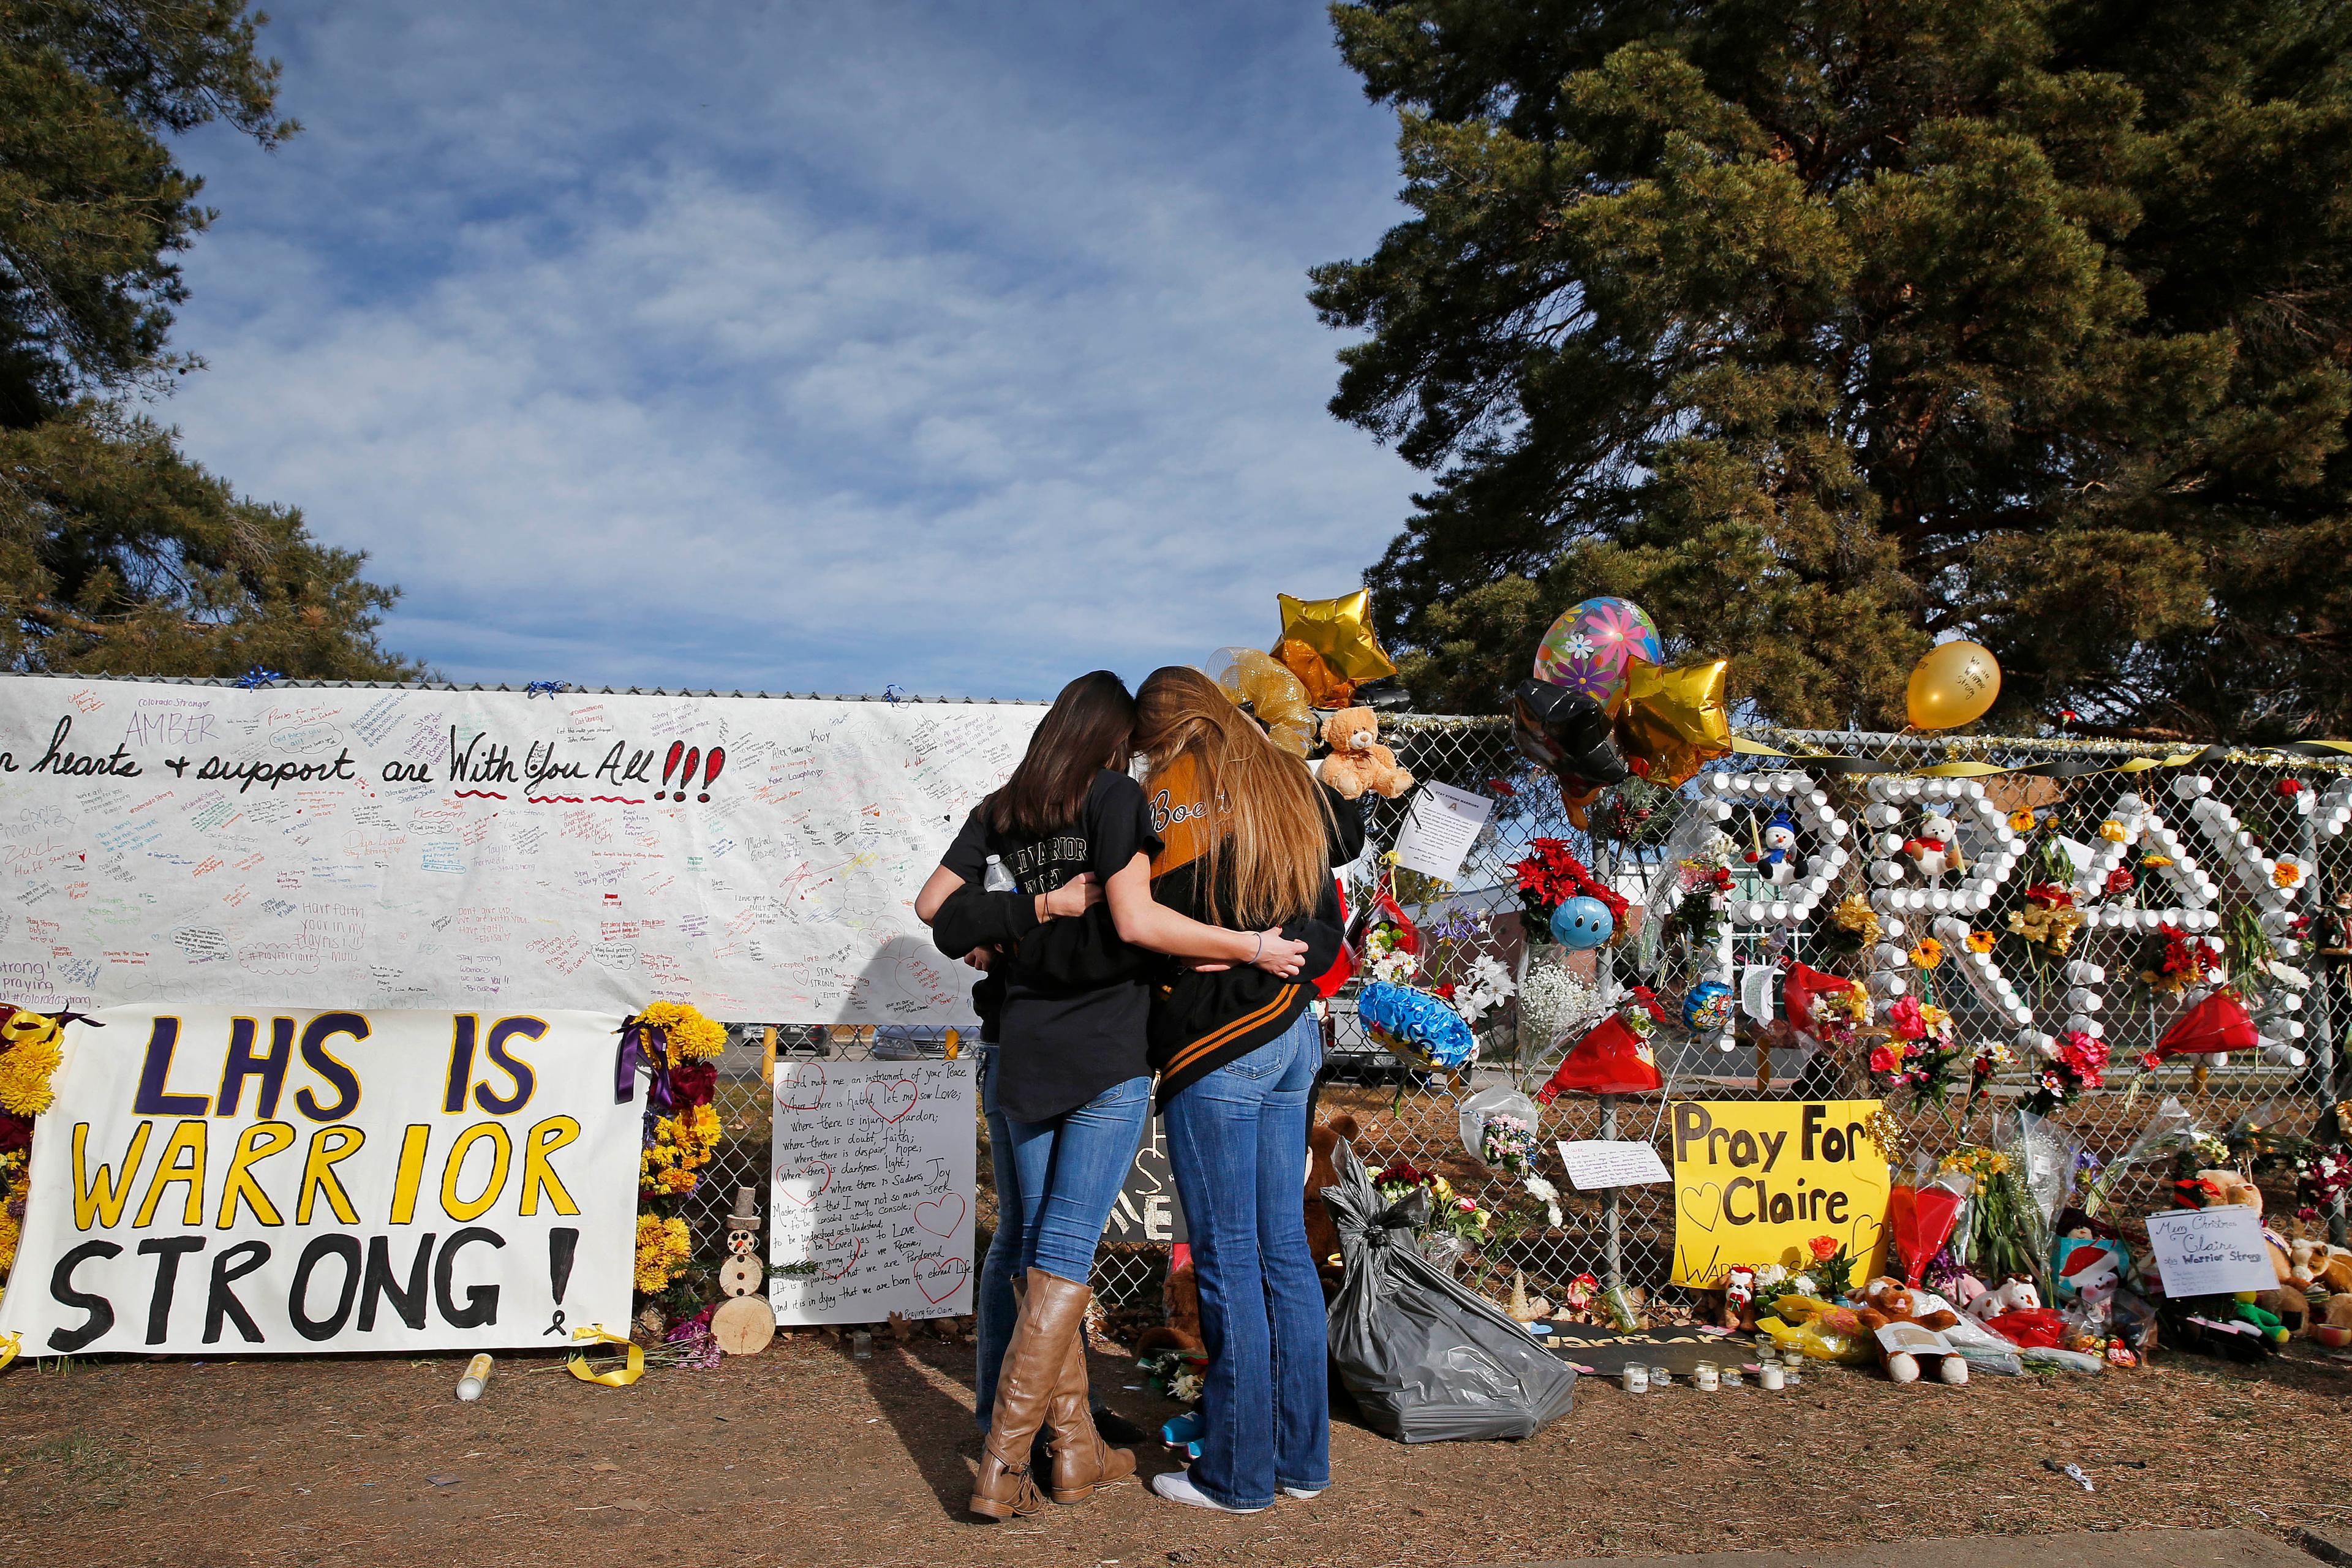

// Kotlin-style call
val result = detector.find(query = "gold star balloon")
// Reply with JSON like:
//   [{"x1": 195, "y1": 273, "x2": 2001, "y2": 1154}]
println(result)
[
  {"x1": 1611, "y1": 657, "x2": 1732, "y2": 787},
  {"x1": 1276, "y1": 590, "x2": 1398, "y2": 692}
]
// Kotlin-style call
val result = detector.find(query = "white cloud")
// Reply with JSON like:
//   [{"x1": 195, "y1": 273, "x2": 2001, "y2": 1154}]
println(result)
[{"x1": 157, "y1": 1, "x2": 1417, "y2": 695}]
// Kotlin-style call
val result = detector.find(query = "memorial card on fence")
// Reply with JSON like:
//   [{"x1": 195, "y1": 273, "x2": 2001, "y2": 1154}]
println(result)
[
  {"x1": 768, "y1": 1057, "x2": 976, "y2": 1324},
  {"x1": 0, "y1": 1007, "x2": 641, "y2": 1355}
]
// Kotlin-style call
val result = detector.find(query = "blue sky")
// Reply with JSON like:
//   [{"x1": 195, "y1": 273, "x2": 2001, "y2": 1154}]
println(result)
[{"x1": 159, "y1": 2, "x2": 1420, "y2": 698}]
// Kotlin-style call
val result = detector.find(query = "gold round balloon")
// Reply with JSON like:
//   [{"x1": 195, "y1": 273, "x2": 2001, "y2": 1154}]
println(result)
[{"x1": 1905, "y1": 641, "x2": 2001, "y2": 730}]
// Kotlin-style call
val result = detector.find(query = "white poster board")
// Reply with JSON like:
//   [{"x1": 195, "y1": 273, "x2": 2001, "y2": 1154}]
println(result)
[
  {"x1": 0, "y1": 676, "x2": 1040, "y2": 1023},
  {"x1": 1556, "y1": 1139, "x2": 1671, "y2": 1192},
  {"x1": 2144, "y1": 1206, "x2": 2279, "y2": 1297},
  {"x1": 0, "y1": 1007, "x2": 639, "y2": 1355},
  {"x1": 767, "y1": 1057, "x2": 976, "y2": 1324},
  {"x1": 1389, "y1": 781, "x2": 1493, "y2": 883}
]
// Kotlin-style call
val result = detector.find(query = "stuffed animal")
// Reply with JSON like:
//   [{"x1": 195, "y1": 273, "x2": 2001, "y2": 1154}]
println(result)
[
  {"x1": 1969, "y1": 1275, "x2": 2067, "y2": 1349},
  {"x1": 1134, "y1": 1252, "x2": 1204, "y2": 1355},
  {"x1": 1966, "y1": 1275, "x2": 2041, "y2": 1322},
  {"x1": 1855, "y1": 1277, "x2": 1969, "y2": 1384},
  {"x1": 1718, "y1": 1265, "x2": 1758, "y2": 1332},
  {"x1": 1902, "y1": 811, "x2": 1964, "y2": 881},
  {"x1": 1746, "y1": 810, "x2": 1798, "y2": 886},
  {"x1": 2290, "y1": 1237, "x2": 2352, "y2": 1295},
  {"x1": 1316, "y1": 707, "x2": 1414, "y2": 800},
  {"x1": 1304, "y1": 1114, "x2": 1361, "y2": 1294}
]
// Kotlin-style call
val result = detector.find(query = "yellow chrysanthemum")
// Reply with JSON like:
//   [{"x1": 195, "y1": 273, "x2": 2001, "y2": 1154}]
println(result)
[
  {"x1": 636, "y1": 1000, "x2": 728, "y2": 1065},
  {"x1": 2098, "y1": 820, "x2": 2128, "y2": 843},
  {"x1": 2007, "y1": 809, "x2": 2037, "y2": 832},
  {"x1": 1966, "y1": 930, "x2": 1997, "y2": 953},
  {"x1": 633, "y1": 1214, "x2": 692, "y2": 1294},
  {"x1": 0, "y1": 1033, "x2": 62, "y2": 1117},
  {"x1": 1908, "y1": 938, "x2": 1945, "y2": 971}
]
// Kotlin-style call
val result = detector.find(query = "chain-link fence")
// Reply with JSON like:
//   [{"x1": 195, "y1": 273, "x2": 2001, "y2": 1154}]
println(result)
[{"x1": 686, "y1": 716, "x2": 2352, "y2": 1317}]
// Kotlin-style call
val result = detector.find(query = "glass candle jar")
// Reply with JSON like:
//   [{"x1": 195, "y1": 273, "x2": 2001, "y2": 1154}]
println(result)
[
  {"x1": 1621, "y1": 1363, "x2": 1649, "y2": 1393},
  {"x1": 1648, "y1": 1364, "x2": 1672, "y2": 1390},
  {"x1": 1692, "y1": 1360, "x2": 1721, "y2": 1391}
]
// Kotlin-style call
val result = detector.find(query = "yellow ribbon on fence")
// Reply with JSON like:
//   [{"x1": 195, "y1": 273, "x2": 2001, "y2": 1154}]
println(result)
[
  {"x1": 567, "y1": 1324, "x2": 646, "y2": 1387},
  {"x1": 1732, "y1": 734, "x2": 2243, "y2": 782}
]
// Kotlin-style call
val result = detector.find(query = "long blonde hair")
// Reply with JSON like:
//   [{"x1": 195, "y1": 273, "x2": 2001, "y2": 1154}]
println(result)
[{"x1": 1134, "y1": 665, "x2": 1331, "y2": 928}]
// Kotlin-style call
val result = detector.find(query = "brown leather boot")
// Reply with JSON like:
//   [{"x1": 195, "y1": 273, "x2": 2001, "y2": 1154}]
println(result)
[
  {"x1": 1046, "y1": 1288, "x2": 1134, "y2": 1503},
  {"x1": 969, "y1": 1268, "x2": 1086, "y2": 1521}
]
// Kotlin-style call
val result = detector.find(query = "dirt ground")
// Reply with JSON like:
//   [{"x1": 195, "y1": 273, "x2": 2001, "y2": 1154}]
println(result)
[{"x1": 4, "y1": 1333, "x2": 2351, "y2": 1568}]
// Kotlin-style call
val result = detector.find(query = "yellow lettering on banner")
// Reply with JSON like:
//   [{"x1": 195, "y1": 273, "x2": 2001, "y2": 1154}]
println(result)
[
  {"x1": 1667, "y1": 1098, "x2": 1890, "y2": 1288},
  {"x1": 517, "y1": 1116, "x2": 581, "y2": 1218},
  {"x1": 134, "y1": 1119, "x2": 211, "y2": 1229},
  {"x1": 73, "y1": 1120, "x2": 152, "y2": 1229},
  {"x1": 296, "y1": 1126, "x2": 366, "y2": 1225},
  {"x1": 439, "y1": 1123, "x2": 511, "y2": 1222},
  {"x1": 389, "y1": 1124, "x2": 431, "y2": 1225},
  {"x1": 216, "y1": 1121, "x2": 296, "y2": 1228}
]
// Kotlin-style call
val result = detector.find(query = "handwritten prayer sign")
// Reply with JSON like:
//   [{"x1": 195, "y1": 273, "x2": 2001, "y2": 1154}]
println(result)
[
  {"x1": 0, "y1": 1007, "x2": 639, "y2": 1355},
  {"x1": 2144, "y1": 1206, "x2": 2278, "y2": 1297},
  {"x1": 0, "y1": 676, "x2": 1042, "y2": 1023},
  {"x1": 767, "y1": 1057, "x2": 976, "y2": 1324},
  {"x1": 1668, "y1": 1099, "x2": 1890, "y2": 1287}
]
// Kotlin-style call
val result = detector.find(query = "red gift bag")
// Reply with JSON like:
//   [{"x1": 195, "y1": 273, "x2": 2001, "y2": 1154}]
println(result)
[
  {"x1": 2154, "y1": 990, "x2": 2258, "y2": 1060},
  {"x1": 1536, "y1": 1008, "x2": 1663, "y2": 1101},
  {"x1": 1885, "y1": 1183, "x2": 1965, "y2": 1287}
]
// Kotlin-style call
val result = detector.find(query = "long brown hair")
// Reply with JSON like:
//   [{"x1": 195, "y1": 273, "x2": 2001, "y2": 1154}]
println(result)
[
  {"x1": 990, "y1": 671, "x2": 1136, "y2": 838},
  {"x1": 1134, "y1": 665, "x2": 1330, "y2": 927}
]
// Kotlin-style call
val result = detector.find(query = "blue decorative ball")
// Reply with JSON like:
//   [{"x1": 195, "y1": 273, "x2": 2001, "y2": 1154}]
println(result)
[
  {"x1": 1683, "y1": 981, "x2": 1733, "y2": 1033},
  {"x1": 1549, "y1": 895, "x2": 1614, "y2": 951}
]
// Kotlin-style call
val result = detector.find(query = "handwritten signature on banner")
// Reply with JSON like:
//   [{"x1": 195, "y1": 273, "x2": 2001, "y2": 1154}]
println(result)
[{"x1": 0, "y1": 679, "x2": 1043, "y2": 1023}]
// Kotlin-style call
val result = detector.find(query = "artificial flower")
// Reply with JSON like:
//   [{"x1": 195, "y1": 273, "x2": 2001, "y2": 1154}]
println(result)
[
  {"x1": 2141, "y1": 854, "x2": 2173, "y2": 868},
  {"x1": 1907, "y1": 937, "x2": 1945, "y2": 970},
  {"x1": 1966, "y1": 929, "x2": 1996, "y2": 953},
  {"x1": 1807, "y1": 1235, "x2": 1840, "y2": 1264},
  {"x1": 2007, "y1": 809, "x2": 2037, "y2": 832},
  {"x1": 2104, "y1": 867, "x2": 2135, "y2": 896},
  {"x1": 2275, "y1": 860, "x2": 2305, "y2": 889},
  {"x1": 2098, "y1": 820, "x2": 2128, "y2": 843}
]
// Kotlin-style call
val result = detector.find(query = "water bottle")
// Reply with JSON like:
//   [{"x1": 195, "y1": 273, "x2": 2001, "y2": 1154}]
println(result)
[{"x1": 983, "y1": 855, "x2": 1016, "y2": 892}]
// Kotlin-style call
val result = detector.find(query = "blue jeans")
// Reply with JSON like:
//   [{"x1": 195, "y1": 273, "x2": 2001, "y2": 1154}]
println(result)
[
  {"x1": 976, "y1": 1047, "x2": 1150, "y2": 1428},
  {"x1": 1163, "y1": 1009, "x2": 1330, "y2": 1509},
  {"x1": 975, "y1": 1046, "x2": 1020, "y2": 1431}
]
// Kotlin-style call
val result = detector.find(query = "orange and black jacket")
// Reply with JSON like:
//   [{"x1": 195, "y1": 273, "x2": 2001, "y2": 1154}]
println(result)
[{"x1": 931, "y1": 780, "x2": 1362, "y2": 1107}]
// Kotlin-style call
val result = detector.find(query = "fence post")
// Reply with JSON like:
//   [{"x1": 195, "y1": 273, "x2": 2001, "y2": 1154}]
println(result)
[{"x1": 2308, "y1": 796, "x2": 2347, "y2": 1246}]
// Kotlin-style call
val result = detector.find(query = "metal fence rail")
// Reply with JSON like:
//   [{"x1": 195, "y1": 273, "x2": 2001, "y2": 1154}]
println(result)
[{"x1": 687, "y1": 717, "x2": 2352, "y2": 1316}]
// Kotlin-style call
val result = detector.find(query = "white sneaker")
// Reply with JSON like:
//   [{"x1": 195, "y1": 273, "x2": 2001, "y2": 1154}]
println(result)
[
  {"x1": 1150, "y1": 1471, "x2": 1267, "y2": 1514},
  {"x1": 1281, "y1": 1486, "x2": 1324, "y2": 1500}
]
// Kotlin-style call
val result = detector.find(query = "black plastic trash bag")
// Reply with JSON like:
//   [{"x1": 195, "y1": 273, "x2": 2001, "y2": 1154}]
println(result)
[{"x1": 1321, "y1": 1140, "x2": 1578, "y2": 1443}]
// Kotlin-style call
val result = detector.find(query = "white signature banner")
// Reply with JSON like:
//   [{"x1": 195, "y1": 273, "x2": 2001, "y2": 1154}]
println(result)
[
  {"x1": 0, "y1": 677, "x2": 1039, "y2": 1022},
  {"x1": 0, "y1": 1007, "x2": 639, "y2": 1355}
]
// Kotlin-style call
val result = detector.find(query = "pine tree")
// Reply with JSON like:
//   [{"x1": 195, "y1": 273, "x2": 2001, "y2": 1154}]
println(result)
[
  {"x1": 1, "y1": 0, "x2": 417, "y2": 679},
  {"x1": 1314, "y1": 0, "x2": 2352, "y2": 739}
]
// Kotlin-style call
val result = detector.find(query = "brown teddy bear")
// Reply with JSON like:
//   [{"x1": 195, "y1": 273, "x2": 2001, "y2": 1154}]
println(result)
[
  {"x1": 1134, "y1": 1251, "x2": 1204, "y2": 1355},
  {"x1": 1305, "y1": 1114, "x2": 1361, "y2": 1296},
  {"x1": 1855, "y1": 1276, "x2": 1969, "y2": 1385},
  {"x1": 1317, "y1": 707, "x2": 1414, "y2": 800}
]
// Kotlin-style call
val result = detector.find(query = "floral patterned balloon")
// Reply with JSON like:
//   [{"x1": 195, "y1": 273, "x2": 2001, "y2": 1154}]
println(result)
[{"x1": 1533, "y1": 597, "x2": 1663, "y2": 702}]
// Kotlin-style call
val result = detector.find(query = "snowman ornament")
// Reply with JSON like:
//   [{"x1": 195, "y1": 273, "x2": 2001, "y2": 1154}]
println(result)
[
  {"x1": 1747, "y1": 810, "x2": 1799, "y2": 886},
  {"x1": 710, "y1": 1185, "x2": 778, "y2": 1355}
]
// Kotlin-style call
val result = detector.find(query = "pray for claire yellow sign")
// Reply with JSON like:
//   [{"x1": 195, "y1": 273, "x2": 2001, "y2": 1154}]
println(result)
[{"x1": 1668, "y1": 1099, "x2": 1891, "y2": 1287}]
